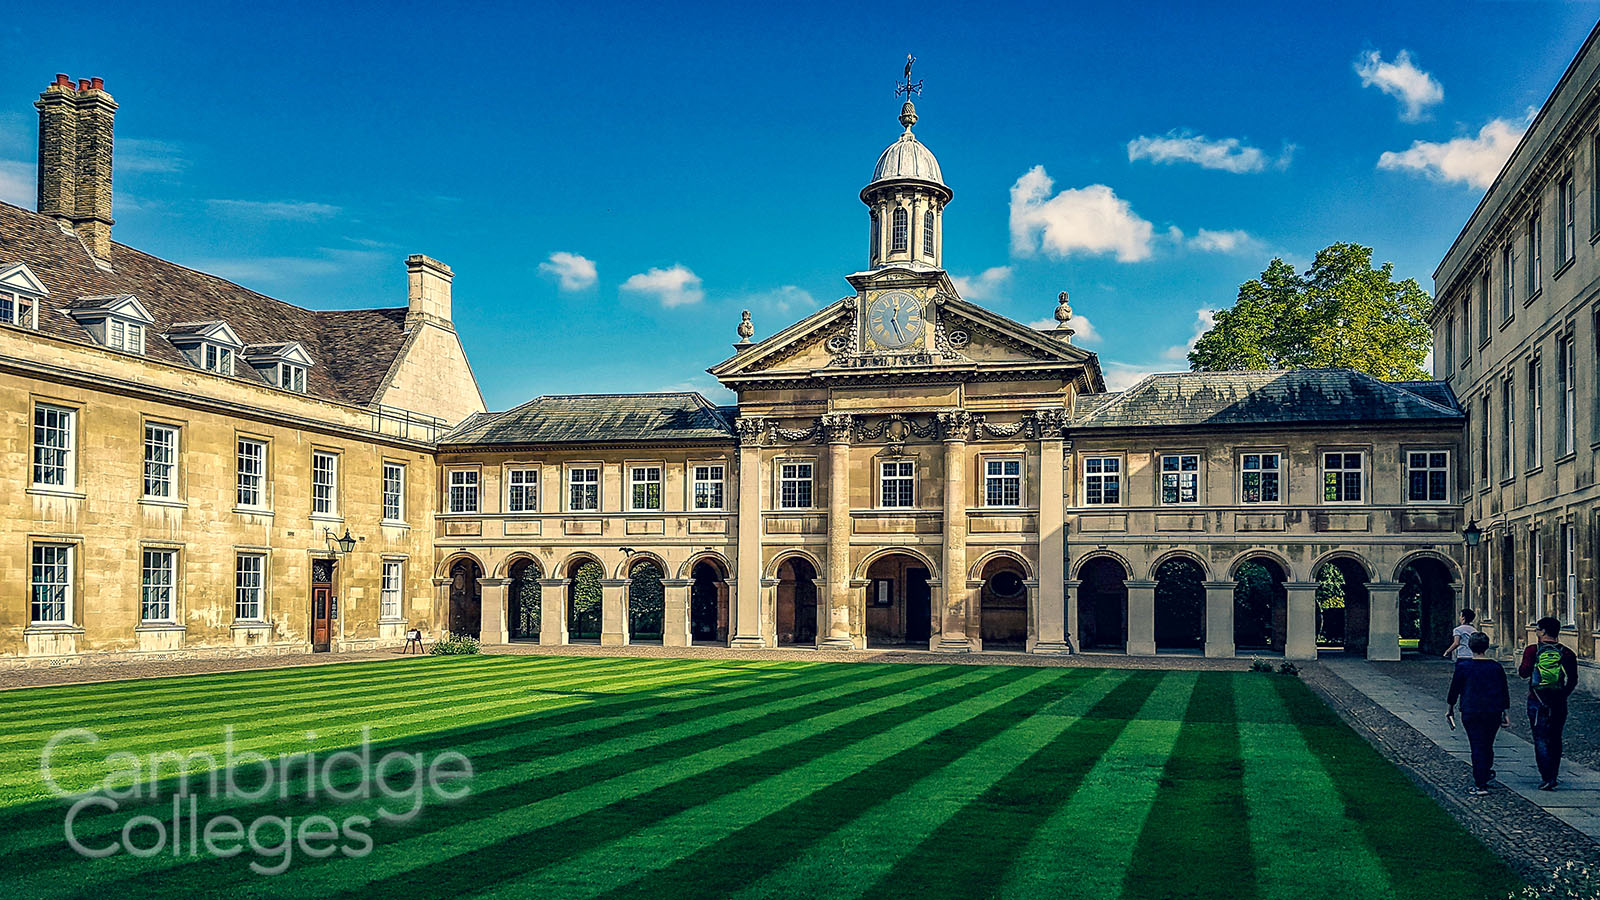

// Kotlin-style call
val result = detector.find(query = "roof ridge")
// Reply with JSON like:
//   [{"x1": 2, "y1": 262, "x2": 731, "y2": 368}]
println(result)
[{"x1": 1350, "y1": 370, "x2": 1461, "y2": 417}]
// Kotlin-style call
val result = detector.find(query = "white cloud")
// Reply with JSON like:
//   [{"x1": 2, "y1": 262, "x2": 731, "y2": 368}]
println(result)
[
  {"x1": 743, "y1": 284, "x2": 817, "y2": 314},
  {"x1": 1101, "y1": 361, "x2": 1165, "y2": 392},
  {"x1": 952, "y1": 266, "x2": 1012, "y2": 300},
  {"x1": 1009, "y1": 166, "x2": 1154, "y2": 263},
  {"x1": 1028, "y1": 313, "x2": 1100, "y2": 344},
  {"x1": 1188, "y1": 229, "x2": 1260, "y2": 254},
  {"x1": 1355, "y1": 49, "x2": 1444, "y2": 122},
  {"x1": 621, "y1": 264, "x2": 704, "y2": 308},
  {"x1": 538, "y1": 251, "x2": 598, "y2": 291},
  {"x1": 208, "y1": 199, "x2": 341, "y2": 222},
  {"x1": 1126, "y1": 132, "x2": 1291, "y2": 173},
  {"x1": 0, "y1": 159, "x2": 32, "y2": 207},
  {"x1": 1163, "y1": 308, "x2": 1217, "y2": 361},
  {"x1": 1376, "y1": 117, "x2": 1528, "y2": 190}
]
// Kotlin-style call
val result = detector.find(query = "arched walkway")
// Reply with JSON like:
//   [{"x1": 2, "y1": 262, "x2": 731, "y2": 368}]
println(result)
[
  {"x1": 1399, "y1": 556, "x2": 1456, "y2": 656},
  {"x1": 566, "y1": 558, "x2": 603, "y2": 643},
  {"x1": 1313, "y1": 556, "x2": 1371, "y2": 654},
  {"x1": 1234, "y1": 556, "x2": 1287, "y2": 652},
  {"x1": 627, "y1": 559, "x2": 665, "y2": 644},
  {"x1": 1154, "y1": 557, "x2": 1205, "y2": 651},
  {"x1": 1077, "y1": 557, "x2": 1128, "y2": 651},
  {"x1": 507, "y1": 558, "x2": 542, "y2": 642},
  {"x1": 865, "y1": 552, "x2": 933, "y2": 648},
  {"x1": 689, "y1": 559, "x2": 729, "y2": 645},
  {"x1": 776, "y1": 556, "x2": 819, "y2": 646},
  {"x1": 978, "y1": 556, "x2": 1028, "y2": 651},
  {"x1": 448, "y1": 558, "x2": 483, "y2": 639}
]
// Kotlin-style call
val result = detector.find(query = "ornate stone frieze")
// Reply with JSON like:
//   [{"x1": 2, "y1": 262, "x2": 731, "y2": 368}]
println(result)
[
  {"x1": 818, "y1": 413, "x2": 855, "y2": 444},
  {"x1": 935, "y1": 408, "x2": 972, "y2": 441},
  {"x1": 734, "y1": 416, "x2": 770, "y2": 446}
]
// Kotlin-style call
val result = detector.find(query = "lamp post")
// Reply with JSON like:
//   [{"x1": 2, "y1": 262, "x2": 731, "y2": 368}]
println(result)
[{"x1": 1463, "y1": 519, "x2": 1482, "y2": 615}]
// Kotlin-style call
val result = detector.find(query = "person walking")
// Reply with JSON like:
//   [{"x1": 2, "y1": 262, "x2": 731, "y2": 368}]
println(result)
[
  {"x1": 1446, "y1": 632, "x2": 1510, "y2": 795},
  {"x1": 1441, "y1": 608, "x2": 1477, "y2": 662},
  {"x1": 1519, "y1": 616, "x2": 1579, "y2": 790}
]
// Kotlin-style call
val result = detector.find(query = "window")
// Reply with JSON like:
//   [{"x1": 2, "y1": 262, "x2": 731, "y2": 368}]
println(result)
[
  {"x1": 507, "y1": 468, "x2": 539, "y2": 513},
  {"x1": 1558, "y1": 175, "x2": 1576, "y2": 265},
  {"x1": 447, "y1": 469, "x2": 480, "y2": 514},
  {"x1": 870, "y1": 211, "x2": 880, "y2": 260},
  {"x1": 1528, "y1": 356, "x2": 1543, "y2": 468},
  {"x1": 880, "y1": 459, "x2": 915, "y2": 508},
  {"x1": 31, "y1": 544, "x2": 71, "y2": 623},
  {"x1": 1323, "y1": 452, "x2": 1363, "y2": 503},
  {"x1": 1593, "y1": 135, "x2": 1600, "y2": 239},
  {"x1": 692, "y1": 464, "x2": 724, "y2": 510},
  {"x1": 984, "y1": 458, "x2": 1022, "y2": 507},
  {"x1": 382, "y1": 462, "x2": 405, "y2": 523},
  {"x1": 779, "y1": 461, "x2": 814, "y2": 509},
  {"x1": 1240, "y1": 453, "x2": 1281, "y2": 504},
  {"x1": 203, "y1": 343, "x2": 234, "y2": 376},
  {"x1": 1443, "y1": 314, "x2": 1455, "y2": 370},
  {"x1": 1594, "y1": 309, "x2": 1600, "y2": 444},
  {"x1": 237, "y1": 439, "x2": 266, "y2": 508},
  {"x1": 1502, "y1": 377, "x2": 1515, "y2": 479},
  {"x1": 1083, "y1": 457, "x2": 1121, "y2": 505},
  {"x1": 108, "y1": 319, "x2": 144, "y2": 353},
  {"x1": 891, "y1": 207, "x2": 908, "y2": 252},
  {"x1": 1531, "y1": 529, "x2": 1545, "y2": 616},
  {"x1": 311, "y1": 451, "x2": 338, "y2": 516},
  {"x1": 0, "y1": 290, "x2": 36, "y2": 328},
  {"x1": 629, "y1": 465, "x2": 662, "y2": 511},
  {"x1": 277, "y1": 363, "x2": 307, "y2": 393},
  {"x1": 381, "y1": 560, "x2": 403, "y2": 621},
  {"x1": 1558, "y1": 333, "x2": 1576, "y2": 455},
  {"x1": 1160, "y1": 454, "x2": 1200, "y2": 504},
  {"x1": 922, "y1": 209, "x2": 935, "y2": 256},
  {"x1": 1479, "y1": 396, "x2": 1491, "y2": 487},
  {"x1": 1500, "y1": 245, "x2": 1514, "y2": 322},
  {"x1": 1527, "y1": 214, "x2": 1542, "y2": 298},
  {"x1": 141, "y1": 549, "x2": 175, "y2": 622},
  {"x1": 1478, "y1": 270, "x2": 1490, "y2": 345},
  {"x1": 143, "y1": 423, "x2": 178, "y2": 499},
  {"x1": 1461, "y1": 306, "x2": 1471, "y2": 362},
  {"x1": 32, "y1": 404, "x2": 74, "y2": 488},
  {"x1": 568, "y1": 467, "x2": 600, "y2": 511},
  {"x1": 1562, "y1": 523, "x2": 1577, "y2": 625},
  {"x1": 1407, "y1": 451, "x2": 1450, "y2": 502},
  {"x1": 235, "y1": 553, "x2": 264, "y2": 621}
]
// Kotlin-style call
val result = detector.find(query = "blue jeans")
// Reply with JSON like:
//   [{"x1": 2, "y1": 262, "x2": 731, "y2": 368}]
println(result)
[
  {"x1": 1528, "y1": 696, "x2": 1569, "y2": 784},
  {"x1": 1462, "y1": 713, "x2": 1500, "y2": 788}
]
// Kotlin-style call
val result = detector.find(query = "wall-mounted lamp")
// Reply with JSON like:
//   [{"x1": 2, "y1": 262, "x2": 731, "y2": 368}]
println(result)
[{"x1": 324, "y1": 527, "x2": 358, "y2": 555}]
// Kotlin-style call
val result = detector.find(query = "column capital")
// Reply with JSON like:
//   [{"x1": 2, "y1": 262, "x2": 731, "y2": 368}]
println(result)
[
  {"x1": 819, "y1": 412, "x2": 855, "y2": 444},
  {"x1": 1367, "y1": 581, "x2": 1405, "y2": 593},
  {"x1": 599, "y1": 578, "x2": 629, "y2": 588},
  {"x1": 431, "y1": 577, "x2": 451, "y2": 587},
  {"x1": 660, "y1": 579, "x2": 691, "y2": 588},
  {"x1": 478, "y1": 577, "x2": 508, "y2": 588},
  {"x1": 1282, "y1": 581, "x2": 1321, "y2": 591},
  {"x1": 735, "y1": 416, "x2": 770, "y2": 446},
  {"x1": 1125, "y1": 579, "x2": 1158, "y2": 589},
  {"x1": 1202, "y1": 580, "x2": 1238, "y2": 591},
  {"x1": 537, "y1": 578, "x2": 569, "y2": 588},
  {"x1": 1026, "y1": 407, "x2": 1068, "y2": 438},
  {"x1": 936, "y1": 408, "x2": 972, "y2": 441}
]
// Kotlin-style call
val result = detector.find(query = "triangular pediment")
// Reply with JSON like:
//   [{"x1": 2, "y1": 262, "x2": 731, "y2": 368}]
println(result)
[
  {"x1": 67, "y1": 293, "x2": 154, "y2": 324},
  {"x1": 0, "y1": 263, "x2": 48, "y2": 296}
]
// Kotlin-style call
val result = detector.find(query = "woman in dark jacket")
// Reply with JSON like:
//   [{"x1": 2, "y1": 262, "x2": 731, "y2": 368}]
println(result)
[{"x1": 1446, "y1": 632, "x2": 1511, "y2": 795}]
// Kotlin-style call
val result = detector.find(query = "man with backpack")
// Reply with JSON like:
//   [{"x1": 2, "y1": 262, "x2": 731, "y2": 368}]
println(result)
[{"x1": 1518, "y1": 616, "x2": 1579, "y2": 790}]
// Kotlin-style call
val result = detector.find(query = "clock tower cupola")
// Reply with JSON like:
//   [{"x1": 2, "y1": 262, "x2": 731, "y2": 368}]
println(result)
[{"x1": 862, "y1": 57, "x2": 951, "y2": 271}]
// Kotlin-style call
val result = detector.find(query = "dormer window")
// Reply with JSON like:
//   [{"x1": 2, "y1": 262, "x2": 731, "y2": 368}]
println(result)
[
  {"x1": 204, "y1": 343, "x2": 234, "y2": 375},
  {"x1": 243, "y1": 342, "x2": 315, "y2": 394},
  {"x1": 0, "y1": 263, "x2": 46, "y2": 330},
  {"x1": 67, "y1": 294, "x2": 154, "y2": 356},
  {"x1": 277, "y1": 363, "x2": 306, "y2": 393}
]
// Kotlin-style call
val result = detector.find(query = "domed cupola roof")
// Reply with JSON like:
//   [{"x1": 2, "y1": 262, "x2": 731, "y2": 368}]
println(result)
[{"x1": 862, "y1": 100, "x2": 951, "y2": 201}]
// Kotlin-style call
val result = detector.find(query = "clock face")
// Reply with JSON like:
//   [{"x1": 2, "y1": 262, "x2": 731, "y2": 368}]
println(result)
[{"x1": 866, "y1": 291, "x2": 925, "y2": 350}]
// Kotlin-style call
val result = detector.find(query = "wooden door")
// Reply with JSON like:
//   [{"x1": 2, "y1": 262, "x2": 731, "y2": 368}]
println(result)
[{"x1": 312, "y1": 558, "x2": 334, "y2": 652}]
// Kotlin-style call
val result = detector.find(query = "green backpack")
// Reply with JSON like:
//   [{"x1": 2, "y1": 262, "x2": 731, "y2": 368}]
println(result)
[{"x1": 1532, "y1": 644, "x2": 1568, "y2": 693}]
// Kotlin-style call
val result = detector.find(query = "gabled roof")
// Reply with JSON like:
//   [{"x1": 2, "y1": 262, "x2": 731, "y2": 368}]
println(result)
[
  {"x1": 0, "y1": 261, "x2": 48, "y2": 296},
  {"x1": 243, "y1": 341, "x2": 315, "y2": 367},
  {"x1": 66, "y1": 293, "x2": 154, "y2": 323},
  {"x1": 0, "y1": 201, "x2": 410, "y2": 405},
  {"x1": 1072, "y1": 369, "x2": 1463, "y2": 430},
  {"x1": 441, "y1": 392, "x2": 737, "y2": 446},
  {"x1": 166, "y1": 320, "x2": 243, "y2": 346}
]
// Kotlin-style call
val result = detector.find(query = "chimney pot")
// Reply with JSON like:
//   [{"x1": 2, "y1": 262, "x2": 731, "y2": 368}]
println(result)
[
  {"x1": 55, "y1": 73, "x2": 70, "y2": 87},
  {"x1": 77, "y1": 79, "x2": 90, "y2": 92},
  {"x1": 90, "y1": 77, "x2": 103, "y2": 90}
]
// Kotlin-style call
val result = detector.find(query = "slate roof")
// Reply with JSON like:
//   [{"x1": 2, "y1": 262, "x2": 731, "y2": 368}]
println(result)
[
  {"x1": 442, "y1": 393, "x2": 737, "y2": 446},
  {"x1": 1072, "y1": 369, "x2": 1462, "y2": 429},
  {"x1": 0, "y1": 201, "x2": 410, "y2": 405}
]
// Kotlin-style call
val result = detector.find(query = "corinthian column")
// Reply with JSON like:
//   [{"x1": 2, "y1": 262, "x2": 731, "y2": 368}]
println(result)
[
  {"x1": 730, "y1": 417, "x2": 767, "y2": 648},
  {"x1": 935, "y1": 409, "x2": 973, "y2": 652},
  {"x1": 820, "y1": 413, "x2": 856, "y2": 650},
  {"x1": 1033, "y1": 409, "x2": 1070, "y2": 653}
]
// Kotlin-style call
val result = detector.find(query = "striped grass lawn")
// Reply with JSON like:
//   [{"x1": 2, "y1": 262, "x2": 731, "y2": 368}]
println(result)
[{"x1": 0, "y1": 656, "x2": 1520, "y2": 900}]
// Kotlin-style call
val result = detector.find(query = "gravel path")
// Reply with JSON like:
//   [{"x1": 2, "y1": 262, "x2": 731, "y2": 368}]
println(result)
[{"x1": 0, "y1": 648, "x2": 413, "y2": 690}]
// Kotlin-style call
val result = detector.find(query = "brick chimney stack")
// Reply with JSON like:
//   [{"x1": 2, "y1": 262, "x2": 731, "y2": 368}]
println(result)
[
  {"x1": 405, "y1": 255, "x2": 454, "y2": 329},
  {"x1": 36, "y1": 74, "x2": 118, "y2": 261}
]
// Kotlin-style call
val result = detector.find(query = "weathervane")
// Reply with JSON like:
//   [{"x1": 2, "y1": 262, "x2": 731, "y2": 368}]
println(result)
[{"x1": 896, "y1": 53, "x2": 923, "y2": 99}]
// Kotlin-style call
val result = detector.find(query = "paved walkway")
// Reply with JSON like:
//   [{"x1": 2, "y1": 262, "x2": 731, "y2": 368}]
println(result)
[{"x1": 1324, "y1": 656, "x2": 1600, "y2": 840}]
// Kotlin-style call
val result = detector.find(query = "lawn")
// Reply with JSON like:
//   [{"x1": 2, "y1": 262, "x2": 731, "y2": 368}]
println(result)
[{"x1": 0, "y1": 656, "x2": 1519, "y2": 900}]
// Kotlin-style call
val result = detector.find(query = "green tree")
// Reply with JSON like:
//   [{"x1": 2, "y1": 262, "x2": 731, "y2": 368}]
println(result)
[
  {"x1": 628, "y1": 562, "x2": 665, "y2": 637},
  {"x1": 1189, "y1": 243, "x2": 1433, "y2": 381},
  {"x1": 570, "y1": 561, "x2": 603, "y2": 637},
  {"x1": 1316, "y1": 563, "x2": 1346, "y2": 610}
]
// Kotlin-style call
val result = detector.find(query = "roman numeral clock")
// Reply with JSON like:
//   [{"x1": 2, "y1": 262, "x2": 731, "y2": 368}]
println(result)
[{"x1": 864, "y1": 289, "x2": 927, "y2": 351}]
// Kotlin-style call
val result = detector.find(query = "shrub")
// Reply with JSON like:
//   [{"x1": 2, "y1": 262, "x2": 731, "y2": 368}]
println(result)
[
  {"x1": 1511, "y1": 860, "x2": 1600, "y2": 899},
  {"x1": 1250, "y1": 658, "x2": 1274, "y2": 673},
  {"x1": 429, "y1": 633, "x2": 481, "y2": 656},
  {"x1": 1278, "y1": 661, "x2": 1300, "y2": 677}
]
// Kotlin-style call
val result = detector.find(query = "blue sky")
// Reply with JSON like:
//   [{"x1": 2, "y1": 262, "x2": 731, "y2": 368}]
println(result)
[{"x1": 1, "y1": 1, "x2": 1596, "y2": 407}]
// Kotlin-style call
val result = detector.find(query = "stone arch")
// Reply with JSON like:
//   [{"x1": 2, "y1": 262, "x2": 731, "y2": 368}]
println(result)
[
  {"x1": 505, "y1": 556, "x2": 544, "y2": 642},
  {"x1": 865, "y1": 550, "x2": 935, "y2": 648},
  {"x1": 1311, "y1": 550, "x2": 1377, "y2": 583},
  {"x1": 1073, "y1": 550, "x2": 1133, "y2": 580},
  {"x1": 564, "y1": 554, "x2": 606, "y2": 642},
  {"x1": 1148, "y1": 549, "x2": 1210, "y2": 582},
  {"x1": 853, "y1": 545, "x2": 939, "y2": 582},
  {"x1": 625, "y1": 556, "x2": 666, "y2": 643},
  {"x1": 1226, "y1": 549, "x2": 1294, "y2": 582},
  {"x1": 494, "y1": 551, "x2": 542, "y2": 580},
  {"x1": 765, "y1": 548, "x2": 825, "y2": 580},
  {"x1": 615, "y1": 551, "x2": 671, "y2": 581},
  {"x1": 437, "y1": 551, "x2": 487, "y2": 580},
  {"x1": 557, "y1": 552, "x2": 605, "y2": 579},
  {"x1": 775, "y1": 552, "x2": 821, "y2": 646},
  {"x1": 678, "y1": 551, "x2": 733, "y2": 581},
  {"x1": 445, "y1": 555, "x2": 484, "y2": 639},
  {"x1": 1392, "y1": 550, "x2": 1462, "y2": 584},
  {"x1": 969, "y1": 549, "x2": 1035, "y2": 582}
]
